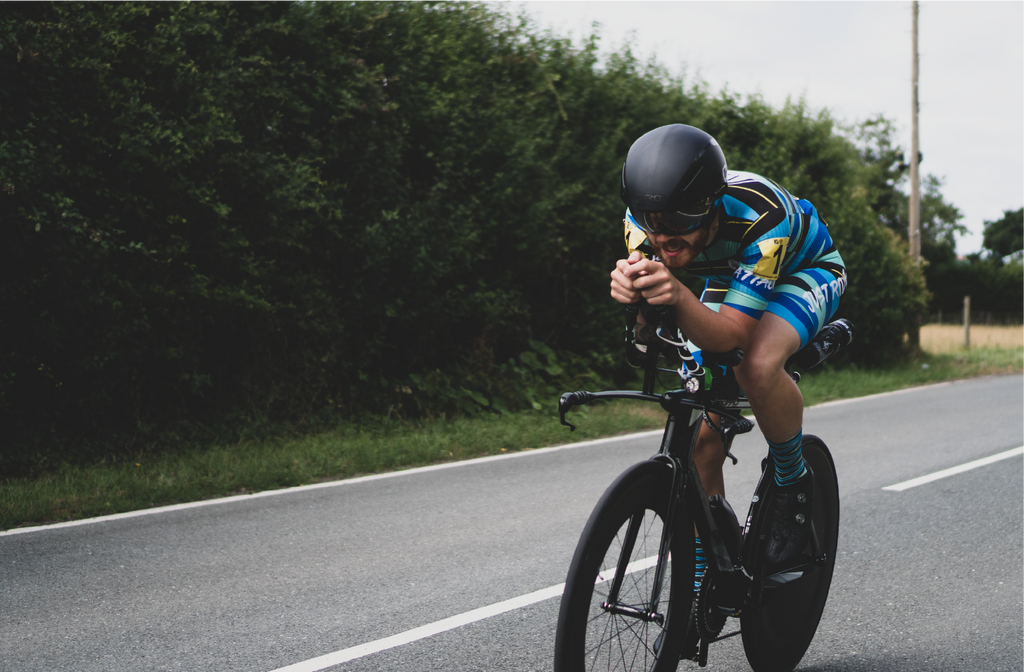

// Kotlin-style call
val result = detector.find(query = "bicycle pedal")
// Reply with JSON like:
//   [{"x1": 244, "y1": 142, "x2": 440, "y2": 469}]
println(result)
[{"x1": 716, "y1": 605, "x2": 741, "y2": 617}]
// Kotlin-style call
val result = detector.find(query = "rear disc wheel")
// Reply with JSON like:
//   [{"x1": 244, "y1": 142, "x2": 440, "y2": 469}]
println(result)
[{"x1": 741, "y1": 436, "x2": 840, "y2": 672}]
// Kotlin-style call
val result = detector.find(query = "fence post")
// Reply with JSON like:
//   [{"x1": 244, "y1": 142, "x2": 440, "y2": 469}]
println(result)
[{"x1": 963, "y1": 296, "x2": 971, "y2": 349}]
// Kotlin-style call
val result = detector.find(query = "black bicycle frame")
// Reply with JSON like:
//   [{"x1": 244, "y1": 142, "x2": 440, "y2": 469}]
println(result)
[
  {"x1": 559, "y1": 324, "x2": 771, "y2": 621},
  {"x1": 560, "y1": 359, "x2": 755, "y2": 625}
]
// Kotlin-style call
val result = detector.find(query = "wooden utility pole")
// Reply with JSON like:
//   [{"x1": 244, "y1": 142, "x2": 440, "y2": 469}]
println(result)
[
  {"x1": 910, "y1": 1, "x2": 921, "y2": 263},
  {"x1": 909, "y1": 1, "x2": 922, "y2": 347}
]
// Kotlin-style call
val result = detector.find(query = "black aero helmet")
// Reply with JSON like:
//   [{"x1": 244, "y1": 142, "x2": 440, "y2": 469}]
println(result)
[{"x1": 620, "y1": 124, "x2": 728, "y2": 234}]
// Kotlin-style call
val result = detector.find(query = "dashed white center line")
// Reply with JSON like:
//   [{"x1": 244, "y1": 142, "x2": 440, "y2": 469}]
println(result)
[{"x1": 882, "y1": 446, "x2": 1023, "y2": 491}]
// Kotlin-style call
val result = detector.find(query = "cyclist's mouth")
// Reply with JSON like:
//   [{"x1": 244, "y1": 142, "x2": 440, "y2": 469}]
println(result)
[{"x1": 658, "y1": 240, "x2": 688, "y2": 257}]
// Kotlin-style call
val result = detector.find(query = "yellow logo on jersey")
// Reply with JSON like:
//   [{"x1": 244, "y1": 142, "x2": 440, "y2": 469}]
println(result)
[
  {"x1": 624, "y1": 217, "x2": 650, "y2": 258},
  {"x1": 753, "y1": 238, "x2": 788, "y2": 280}
]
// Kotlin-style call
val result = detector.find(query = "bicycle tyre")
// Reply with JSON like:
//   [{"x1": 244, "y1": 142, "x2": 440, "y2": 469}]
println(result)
[
  {"x1": 554, "y1": 460, "x2": 695, "y2": 672},
  {"x1": 740, "y1": 435, "x2": 840, "y2": 672}
]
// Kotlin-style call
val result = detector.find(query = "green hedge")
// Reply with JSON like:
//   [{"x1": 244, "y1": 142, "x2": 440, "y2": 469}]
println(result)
[{"x1": 0, "y1": 2, "x2": 928, "y2": 474}]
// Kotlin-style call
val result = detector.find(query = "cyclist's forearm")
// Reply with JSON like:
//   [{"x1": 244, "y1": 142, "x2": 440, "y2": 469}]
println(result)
[
  {"x1": 615, "y1": 254, "x2": 754, "y2": 351},
  {"x1": 670, "y1": 290, "x2": 753, "y2": 352}
]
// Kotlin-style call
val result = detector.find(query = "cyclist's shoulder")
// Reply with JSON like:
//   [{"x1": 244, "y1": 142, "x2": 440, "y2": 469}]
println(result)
[
  {"x1": 716, "y1": 171, "x2": 803, "y2": 245},
  {"x1": 721, "y1": 172, "x2": 798, "y2": 215}
]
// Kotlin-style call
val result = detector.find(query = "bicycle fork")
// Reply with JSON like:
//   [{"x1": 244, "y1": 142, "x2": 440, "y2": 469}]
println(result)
[
  {"x1": 600, "y1": 407, "x2": 749, "y2": 628},
  {"x1": 600, "y1": 451, "x2": 683, "y2": 625}
]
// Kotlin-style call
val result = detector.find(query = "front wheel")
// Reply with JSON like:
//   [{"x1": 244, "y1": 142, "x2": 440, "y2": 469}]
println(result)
[
  {"x1": 554, "y1": 460, "x2": 695, "y2": 672},
  {"x1": 741, "y1": 435, "x2": 840, "y2": 672}
]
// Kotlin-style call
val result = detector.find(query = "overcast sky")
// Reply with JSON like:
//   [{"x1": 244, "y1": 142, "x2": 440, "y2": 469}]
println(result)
[{"x1": 512, "y1": 1, "x2": 1023, "y2": 255}]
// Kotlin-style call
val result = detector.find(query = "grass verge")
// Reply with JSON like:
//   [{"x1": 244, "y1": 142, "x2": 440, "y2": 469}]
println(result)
[{"x1": 3, "y1": 346, "x2": 1020, "y2": 531}]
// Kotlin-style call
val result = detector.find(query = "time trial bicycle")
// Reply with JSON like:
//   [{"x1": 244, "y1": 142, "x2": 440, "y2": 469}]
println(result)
[{"x1": 553, "y1": 304, "x2": 855, "y2": 672}]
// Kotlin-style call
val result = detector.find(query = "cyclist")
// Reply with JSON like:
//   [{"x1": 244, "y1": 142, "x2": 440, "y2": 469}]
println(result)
[{"x1": 609, "y1": 124, "x2": 848, "y2": 582}]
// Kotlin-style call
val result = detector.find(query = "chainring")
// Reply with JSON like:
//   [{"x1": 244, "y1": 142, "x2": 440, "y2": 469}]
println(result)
[{"x1": 696, "y1": 577, "x2": 726, "y2": 641}]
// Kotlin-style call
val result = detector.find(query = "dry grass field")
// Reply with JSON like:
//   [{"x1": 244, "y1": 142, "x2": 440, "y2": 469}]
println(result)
[{"x1": 920, "y1": 324, "x2": 1024, "y2": 353}]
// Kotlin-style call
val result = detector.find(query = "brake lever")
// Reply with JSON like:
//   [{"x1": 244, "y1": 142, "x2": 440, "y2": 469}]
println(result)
[{"x1": 558, "y1": 391, "x2": 594, "y2": 432}]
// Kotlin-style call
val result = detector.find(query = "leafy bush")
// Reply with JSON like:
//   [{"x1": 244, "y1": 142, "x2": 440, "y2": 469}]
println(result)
[{"x1": 1, "y1": 1, "x2": 928, "y2": 474}]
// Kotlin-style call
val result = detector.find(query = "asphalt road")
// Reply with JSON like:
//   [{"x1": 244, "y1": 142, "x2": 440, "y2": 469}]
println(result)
[{"x1": 2, "y1": 374, "x2": 1022, "y2": 672}]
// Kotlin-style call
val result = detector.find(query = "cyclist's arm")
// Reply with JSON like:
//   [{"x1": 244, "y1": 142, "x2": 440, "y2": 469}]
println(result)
[{"x1": 612, "y1": 253, "x2": 759, "y2": 351}]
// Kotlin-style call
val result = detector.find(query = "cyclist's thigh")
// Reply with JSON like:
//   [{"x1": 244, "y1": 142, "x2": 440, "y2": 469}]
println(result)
[{"x1": 765, "y1": 251, "x2": 847, "y2": 349}]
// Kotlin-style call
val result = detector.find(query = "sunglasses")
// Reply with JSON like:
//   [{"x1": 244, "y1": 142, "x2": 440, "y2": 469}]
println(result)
[{"x1": 633, "y1": 205, "x2": 715, "y2": 237}]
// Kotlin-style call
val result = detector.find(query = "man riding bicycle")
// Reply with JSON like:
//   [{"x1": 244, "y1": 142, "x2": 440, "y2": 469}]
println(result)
[{"x1": 609, "y1": 124, "x2": 848, "y2": 583}]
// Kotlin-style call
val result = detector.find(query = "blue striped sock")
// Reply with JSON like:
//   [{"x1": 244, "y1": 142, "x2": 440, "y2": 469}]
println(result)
[
  {"x1": 768, "y1": 430, "x2": 807, "y2": 487},
  {"x1": 694, "y1": 536, "x2": 707, "y2": 594}
]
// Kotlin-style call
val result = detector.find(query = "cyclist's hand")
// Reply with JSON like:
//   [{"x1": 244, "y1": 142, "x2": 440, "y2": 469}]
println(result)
[
  {"x1": 610, "y1": 252, "x2": 646, "y2": 304},
  {"x1": 613, "y1": 254, "x2": 682, "y2": 307}
]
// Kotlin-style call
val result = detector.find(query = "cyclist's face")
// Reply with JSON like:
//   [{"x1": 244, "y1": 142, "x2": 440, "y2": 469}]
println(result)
[{"x1": 647, "y1": 212, "x2": 718, "y2": 269}]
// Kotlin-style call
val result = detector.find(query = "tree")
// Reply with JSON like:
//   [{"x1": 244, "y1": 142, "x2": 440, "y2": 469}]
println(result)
[
  {"x1": 982, "y1": 208, "x2": 1024, "y2": 262},
  {"x1": 923, "y1": 203, "x2": 1023, "y2": 317}
]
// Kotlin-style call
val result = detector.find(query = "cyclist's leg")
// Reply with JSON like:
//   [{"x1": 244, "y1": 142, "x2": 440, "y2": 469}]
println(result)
[
  {"x1": 691, "y1": 279, "x2": 733, "y2": 500},
  {"x1": 736, "y1": 262, "x2": 846, "y2": 574},
  {"x1": 694, "y1": 421, "x2": 727, "y2": 498},
  {"x1": 733, "y1": 313, "x2": 803, "y2": 445},
  {"x1": 735, "y1": 316, "x2": 815, "y2": 576},
  {"x1": 689, "y1": 281, "x2": 744, "y2": 620}
]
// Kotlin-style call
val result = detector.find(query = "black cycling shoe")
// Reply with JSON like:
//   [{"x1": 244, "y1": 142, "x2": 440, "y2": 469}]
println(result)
[{"x1": 764, "y1": 471, "x2": 814, "y2": 575}]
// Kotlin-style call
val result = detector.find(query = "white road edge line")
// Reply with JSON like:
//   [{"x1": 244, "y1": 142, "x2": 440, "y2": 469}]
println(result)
[
  {"x1": 5, "y1": 375, "x2": 1014, "y2": 537},
  {"x1": 1, "y1": 431, "x2": 663, "y2": 537},
  {"x1": 883, "y1": 446, "x2": 1024, "y2": 491},
  {"x1": 267, "y1": 555, "x2": 659, "y2": 672}
]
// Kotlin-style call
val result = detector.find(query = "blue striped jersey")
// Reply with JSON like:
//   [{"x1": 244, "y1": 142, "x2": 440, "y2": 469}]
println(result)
[{"x1": 624, "y1": 170, "x2": 842, "y2": 319}]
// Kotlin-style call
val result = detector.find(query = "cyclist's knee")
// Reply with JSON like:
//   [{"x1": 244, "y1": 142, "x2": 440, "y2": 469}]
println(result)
[
  {"x1": 734, "y1": 355, "x2": 785, "y2": 399},
  {"x1": 736, "y1": 315, "x2": 801, "y2": 397}
]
